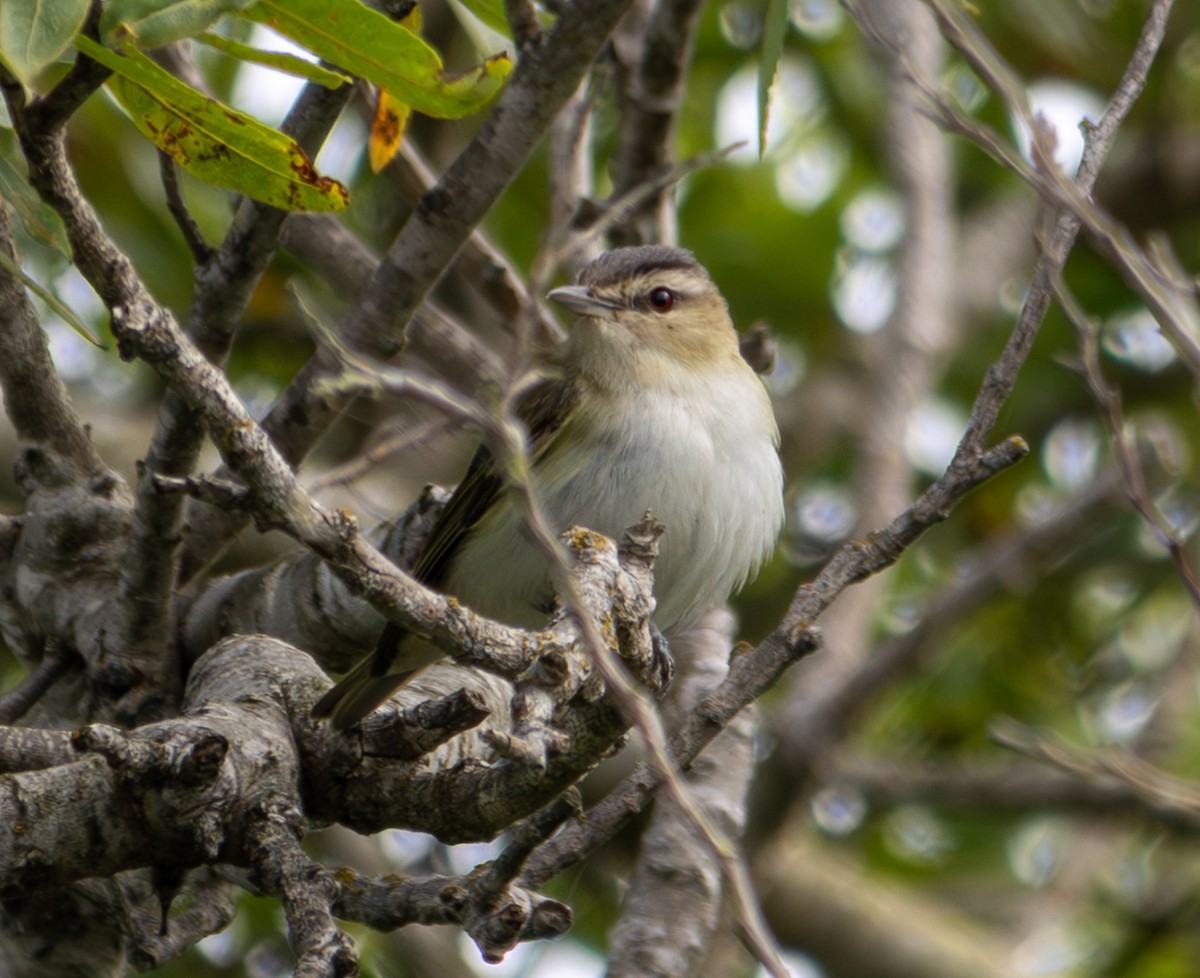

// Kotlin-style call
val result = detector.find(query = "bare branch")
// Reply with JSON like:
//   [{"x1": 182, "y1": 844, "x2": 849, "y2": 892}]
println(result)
[
  {"x1": 607, "y1": 610, "x2": 758, "y2": 978},
  {"x1": 278, "y1": 215, "x2": 505, "y2": 387},
  {"x1": 880, "y1": 0, "x2": 1200, "y2": 384},
  {"x1": 828, "y1": 753, "x2": 1200, "y2": 832},
  {"x1": 332, "y1": 865, "x2": 571, "y2": 961},
  {"x1": 609, "y1": 0, "x2": 706, "y2": 244},
  {"x1": 377, "y1": 140, "x2": 564, "y2": 349},
  {"x1": 1053, "y1": 279, "x2": 1200, "y2": 610},
  {"x1": 544, "y1": 80, "x2": 594, "y2": 268},
  {"x1": 0, "y1": 203, "x2": 108, "y2": 478},
  {"x1": 124, "y1": 870, "x2": 238, "y2": 970},
  {"x1": 0, "y1": 643, "x2": 70, "y2": 725},
  {"x1": 503, "y1": 0, "x2": 543, "y2": 49},
  {"x1": 304, "y1": 417, "x2": 455, "y2": 495},
  {"x1": 992, "y1": 718, "x2": 1200, "y2": 831},
  {"x1": 252, "y1": 819, "x2": 356, "y2": 977},
  {"x1": 532, "y1": 145, "x2": 743, "y2": 292},
  {"x1": 158, "y1": 152, "x2": 212, "y2": 265},
  {"x1": 0, "y1": 726, "x2": 77, "y2": 773}
]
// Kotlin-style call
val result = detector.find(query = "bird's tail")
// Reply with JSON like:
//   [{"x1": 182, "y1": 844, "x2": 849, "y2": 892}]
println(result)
[{"x1": 312, "y1": 624, "x2": 422, "y2": 729}]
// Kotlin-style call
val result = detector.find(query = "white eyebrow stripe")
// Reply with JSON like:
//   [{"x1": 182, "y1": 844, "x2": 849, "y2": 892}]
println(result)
[{"x1": 630, "y1": 270, "x2": 710, "y2": 297}]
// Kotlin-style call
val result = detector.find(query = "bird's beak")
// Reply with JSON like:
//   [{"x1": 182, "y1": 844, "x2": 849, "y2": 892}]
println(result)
[{"x1": 547, "y1": 285, "x2": 620, "y2": 317}]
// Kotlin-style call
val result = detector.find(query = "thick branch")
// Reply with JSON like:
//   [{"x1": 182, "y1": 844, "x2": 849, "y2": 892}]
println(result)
[
  {"x1": 115, "y1": 79, "x2": 352, "y2": 714},
  {"x1": 607, "y1": 609, "x2": 757, "y2": 978},
  {"x1": 0, "y1": 204, "x2": 108, "y2": 479},
  {"x1": 609, "y1": 0, "x2": 705, "y2": 244}
]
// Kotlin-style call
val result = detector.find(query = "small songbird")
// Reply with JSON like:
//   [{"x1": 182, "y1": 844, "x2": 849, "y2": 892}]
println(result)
[{"x1": 314, "y1": 245, "x2": 784, "y2": 728}]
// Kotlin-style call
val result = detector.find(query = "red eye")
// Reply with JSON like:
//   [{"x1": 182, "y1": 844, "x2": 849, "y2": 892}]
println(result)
[{"x1": 648, "y1": 287, "x2": 675, "y2": 312}]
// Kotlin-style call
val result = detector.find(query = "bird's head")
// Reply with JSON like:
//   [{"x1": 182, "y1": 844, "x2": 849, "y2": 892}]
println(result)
[{"x1": 548, "y1": 246, "x2": 740, "y2": 381}]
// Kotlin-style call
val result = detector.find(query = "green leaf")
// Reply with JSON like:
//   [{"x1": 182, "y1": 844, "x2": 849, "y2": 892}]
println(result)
[
  {"x1": 449, "y1": 0, "x2": 512, "y2": 39},
  {"x1": 74, "y1": 36, "x2": 349, "y2": 212},
  {"x1": 240, "y1": 0, "x2": 512, "y2": 119},
  {"x1": 197, "y1": 31, "x2": 351, "y2": 89},
  {"x1": 0, "y1": 249, "x2": 106, "y2": 347},
  {"x1": 757, "y1": 0, "x2": 788, "y2": 158},
  {"x1": 99, "y1": 0, "x2": 258, "y2": 49},
  {"x1": 0, "y1": 0, "x2": 90, "y2": 88},
  {"x1": 0, "y1": 146, "x2": 70, "y2": 255}
]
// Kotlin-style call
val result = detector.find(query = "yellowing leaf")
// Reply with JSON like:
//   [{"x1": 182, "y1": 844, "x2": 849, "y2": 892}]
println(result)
[
  {"x1": 438, "y1": 52, "x2": 512, "y2": 103},
  {"x1": 366, "y1": 5, "x2": 419, "y2": 173},
  {"x1": 369, "y1": 90, "x2": 410, "y2": 173},
  {"x1": 400, "y1": 3, "x2": 423, "y2": 33},
  {"x1": 75, "y1": 37, "x2": 349, "y2": 213}
]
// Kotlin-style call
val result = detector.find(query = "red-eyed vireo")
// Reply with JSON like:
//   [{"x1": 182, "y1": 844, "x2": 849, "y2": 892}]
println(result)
[{"x1": 314, "y1": 245, "x2": 785, "y2": 728}]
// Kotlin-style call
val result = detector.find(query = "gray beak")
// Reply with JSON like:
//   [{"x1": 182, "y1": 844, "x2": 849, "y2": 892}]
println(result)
[{"x1": 547, "y1": 285, "x2": 620, "y2": 317}]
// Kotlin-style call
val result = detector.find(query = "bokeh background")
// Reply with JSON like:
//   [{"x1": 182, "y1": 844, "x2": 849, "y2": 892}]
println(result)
[{"x1": 4, "y1": 0, "x2": 1200, "y2": 975}]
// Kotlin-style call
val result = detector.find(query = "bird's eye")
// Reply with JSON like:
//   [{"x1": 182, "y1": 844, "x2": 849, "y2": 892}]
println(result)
[{"x1": 648, "y1": 287, "x2": 676, "y2": 312}]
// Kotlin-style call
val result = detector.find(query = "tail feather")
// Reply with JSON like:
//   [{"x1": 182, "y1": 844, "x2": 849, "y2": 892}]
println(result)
[
  {"x1": 313, "y1": 624, "x2": 438, "y2": 729},
  {"x1": 313, "y1": 656, "x2": 420, "y2": 730}
]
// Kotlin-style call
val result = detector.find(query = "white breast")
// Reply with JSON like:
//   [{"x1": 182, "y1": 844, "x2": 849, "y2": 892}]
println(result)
[{"x1": 447, "y1": 362, "x2": 784, "y2": 632}]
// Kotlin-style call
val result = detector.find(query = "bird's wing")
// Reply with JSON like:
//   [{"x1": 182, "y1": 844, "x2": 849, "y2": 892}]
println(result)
[
  {"x1": 369, "y1": 372, "x2": 577, "y2": 676},
  {"x1": 313, "y1": 372, "x2": 579, "y2": 725},
  {"x1": 410, "y1": 373, "x2": 577, "y2": 588}
]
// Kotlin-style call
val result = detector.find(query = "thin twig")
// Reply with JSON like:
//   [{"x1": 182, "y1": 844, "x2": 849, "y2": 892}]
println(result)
[
  {"x1": 917, "y1": 0, "x2": 1200, "y2": 382},
  {"x1": 305, "y1": 416, "x2": 457, "y2": 495},
  {"x1": 991, "y1": 717, "x2": 1200, "y2": 828},
  {"x1": 0, "y1": 643, "x2": 70, "y2": 724},
  {"x1": 295, "y1": 286, "x2": 489, "y2": 430},
  {"x1": 850, "y1": 0, "x2": 1184, "y2": 456},
  {"x1": 158, "y1": 153, "x2": 212, "y2": 265},
  {"x1": 477, "y1": 793, "x2": 580, "y2": 897},
  {"x1": 150, "y1": 473, "x2": 253, "y2": 512},
  {"x1": 503, "y1": 0, "x2": 542, "y2": 48},
  {"x1": 530, "y1": 144, "x2": 743, "y2": 293},
  {"x1": 1052, "y1": 278, "x2": 1200, "y2": 611}
]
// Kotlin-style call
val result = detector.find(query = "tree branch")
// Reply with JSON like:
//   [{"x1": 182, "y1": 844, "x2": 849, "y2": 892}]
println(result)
[
  {"x1": 608, "y1": 0, "x2": 706, "y2": 245},
  {"x1": 0, "y1": 202, "x2": 108, "y2": 478}
]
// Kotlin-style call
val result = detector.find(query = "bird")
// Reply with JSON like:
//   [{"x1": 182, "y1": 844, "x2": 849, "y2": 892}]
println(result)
[{"x1": 313, "y1": 245, "x2": 785, "y2": 728}]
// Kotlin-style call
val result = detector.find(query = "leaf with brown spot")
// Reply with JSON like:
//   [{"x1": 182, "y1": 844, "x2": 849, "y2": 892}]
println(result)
[
  {"x1": 368, "y1": 90, "x2": 410, "y2": 173},
  {"x1": 74, "y1": 36, "x2": 349, "y2": 213},
  {"x1": 366, "y1": 3, "x2": 420, "y2": 172}
]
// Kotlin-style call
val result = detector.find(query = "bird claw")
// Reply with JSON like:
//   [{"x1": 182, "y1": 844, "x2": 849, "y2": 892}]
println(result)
[{"x1": 646, "y1": 623, "x2": 674, "y2": 698}]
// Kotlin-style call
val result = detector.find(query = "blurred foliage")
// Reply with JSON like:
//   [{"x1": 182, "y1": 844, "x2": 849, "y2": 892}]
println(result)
[{"x1": 4, "y1": 0, "x2": 1200, "y2": 976}]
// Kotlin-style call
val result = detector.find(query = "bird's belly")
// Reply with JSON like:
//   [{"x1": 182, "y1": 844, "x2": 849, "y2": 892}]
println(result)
[{"x1": 445, "y1": 387, "x2": 781, "y2": 631}]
